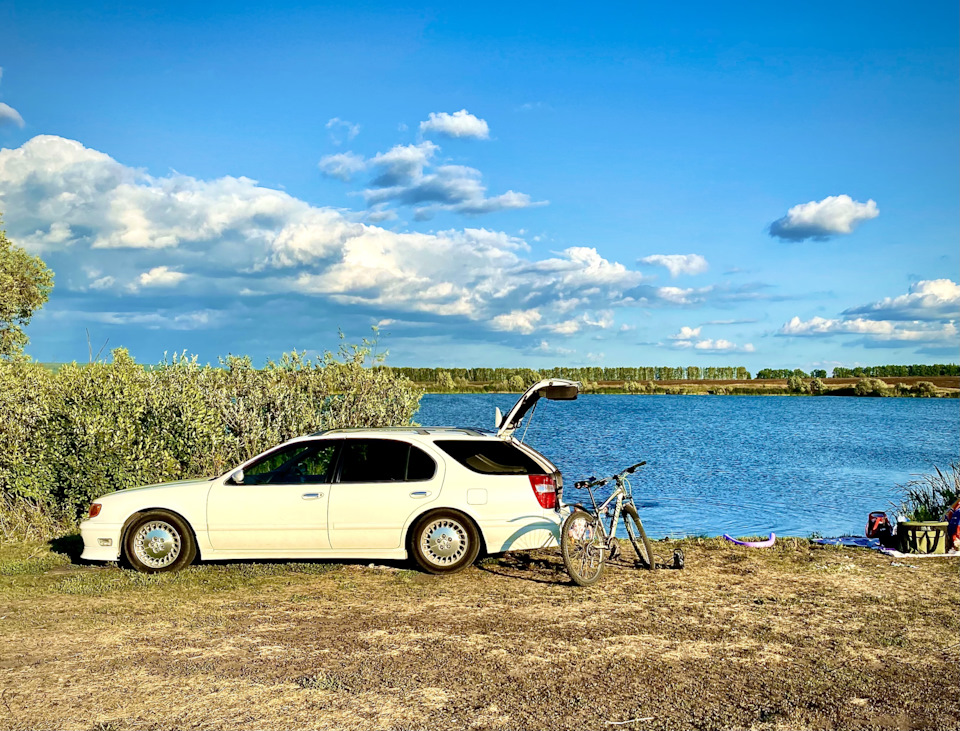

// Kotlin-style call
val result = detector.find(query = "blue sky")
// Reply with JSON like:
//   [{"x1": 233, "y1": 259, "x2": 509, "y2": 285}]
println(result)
[{"x1": 0, "y1": 1, "x2": 957, "y2": 371}]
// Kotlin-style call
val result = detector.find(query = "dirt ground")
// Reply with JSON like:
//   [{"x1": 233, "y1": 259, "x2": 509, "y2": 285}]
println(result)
[{"x1": 0, "y1": 538, "x2": 957, "y2": 731}]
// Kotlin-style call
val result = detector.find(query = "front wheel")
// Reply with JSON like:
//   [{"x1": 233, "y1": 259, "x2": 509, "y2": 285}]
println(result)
[
  {"x1": 622, "y1": 504, "x2": 654, "y2": 569},
  {"x1": 123, "y1": 511, "x2": 197, "y2": 573},
  {"x1": 410, "y1": 510, "x2": 481, "y2": 575},
  {"x1": 561, "y1": 509, "x2": 606, "y2": 586}
]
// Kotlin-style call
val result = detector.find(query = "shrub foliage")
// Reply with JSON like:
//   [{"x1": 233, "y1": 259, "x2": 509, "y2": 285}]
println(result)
[{"x1": 0, "y1": 343, "x2": 421, "y2": 516}]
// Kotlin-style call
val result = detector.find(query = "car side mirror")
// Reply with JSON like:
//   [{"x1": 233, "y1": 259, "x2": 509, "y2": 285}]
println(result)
[{"x1": 229, "y1": 469, "x2": 245, "y2": 485}]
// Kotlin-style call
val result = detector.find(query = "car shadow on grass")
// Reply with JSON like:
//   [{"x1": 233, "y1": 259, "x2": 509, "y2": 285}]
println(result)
[{"x1": 49, "y1": 533, "x2": 85, "y2": 563}]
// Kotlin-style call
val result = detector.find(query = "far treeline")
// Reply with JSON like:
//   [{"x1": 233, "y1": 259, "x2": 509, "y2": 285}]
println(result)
[
  {"x1": 393, "y1": 364, "x2": 960, "y2": 385},
  {"x1": 757, "y1": 364, "x2": 960, "y2": 379}
]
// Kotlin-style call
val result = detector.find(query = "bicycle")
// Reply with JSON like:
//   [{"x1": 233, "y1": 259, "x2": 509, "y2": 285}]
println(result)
[{"x1": 560, "y1": 461, "x2": 654, "y2": 586}]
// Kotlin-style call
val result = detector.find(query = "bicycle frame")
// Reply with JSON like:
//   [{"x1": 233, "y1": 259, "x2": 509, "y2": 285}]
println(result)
[{"x1": 577, "y1": 474, "x2": 633, "y2": 549}]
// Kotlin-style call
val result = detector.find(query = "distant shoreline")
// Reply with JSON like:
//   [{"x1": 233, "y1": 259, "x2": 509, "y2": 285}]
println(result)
[{"x1": 418, "y1": 376, "x2": 959, "y2": 398}]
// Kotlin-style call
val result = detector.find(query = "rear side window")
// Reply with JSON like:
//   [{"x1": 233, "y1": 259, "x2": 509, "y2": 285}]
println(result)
[
  {"x1": 338, "y1": 439, "x2": 437, "y2": 482},
  {"x1": 434, "y1": 440, "x2": 547, "y2": 476}
]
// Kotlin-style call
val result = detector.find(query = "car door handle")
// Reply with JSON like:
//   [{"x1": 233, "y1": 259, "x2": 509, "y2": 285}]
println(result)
[
  {"x1": 301, "y1": 492, "x2": 323, "y2": 500},
  {"x1": 409, "y1": 491, "x2": 431, "y2": 498}
]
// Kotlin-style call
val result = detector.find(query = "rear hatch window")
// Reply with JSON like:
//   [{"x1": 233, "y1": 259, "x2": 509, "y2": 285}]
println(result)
[{"x1": 434, "y1": 440, "x2": 547, "y2": 476}]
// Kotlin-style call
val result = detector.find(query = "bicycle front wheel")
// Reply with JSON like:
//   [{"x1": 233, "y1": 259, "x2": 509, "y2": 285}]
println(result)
[
  {"x1": 561, "y1": 509, "x2": 606, "y2": 586},
  {"x1": 623, "y1": 504, "x2": 654, "y2": 570}
]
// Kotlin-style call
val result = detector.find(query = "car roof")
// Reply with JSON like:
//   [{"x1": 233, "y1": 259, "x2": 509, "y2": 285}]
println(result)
[{"x1": 308, "y1": 426, "x2": 497, "y2": 439}]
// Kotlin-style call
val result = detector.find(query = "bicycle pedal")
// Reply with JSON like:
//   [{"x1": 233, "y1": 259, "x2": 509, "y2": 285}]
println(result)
[{"x1": 672, "y1": 549, "x2": 685, "y2": 570}]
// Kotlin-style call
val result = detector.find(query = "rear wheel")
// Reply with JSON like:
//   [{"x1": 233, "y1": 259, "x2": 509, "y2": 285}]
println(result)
[
  {"x1": 623, "y1": 504, "x2": 654, "y2": 569},
  {"x1": 410, "y1": 510, "x2": 481, "y2": 575},
  {"x1": 123, "y1": 511, "x2": 197, "y2": 573},
  {"x1": 561, "y1": 509, "x2": 606, "y2": 586}
]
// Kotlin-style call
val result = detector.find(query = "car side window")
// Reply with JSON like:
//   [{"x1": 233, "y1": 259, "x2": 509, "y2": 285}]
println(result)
[
  {"x1": 433, "y1": 440, "x2": 546, "y2": 475},
  {"x1": 242, "y1": 442, "x2": 338, "y2": 485},
  {"x1": 338, "y1": 439, "x2": 436, "y2": 483}
]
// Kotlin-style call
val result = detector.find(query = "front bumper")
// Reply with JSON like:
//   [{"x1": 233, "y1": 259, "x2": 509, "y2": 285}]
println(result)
[{"x1": 79, "y1": 520, "x2": 124, "y2": 562}]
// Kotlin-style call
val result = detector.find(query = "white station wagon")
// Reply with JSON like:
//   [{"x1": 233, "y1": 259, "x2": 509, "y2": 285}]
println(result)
[{"x1": 80, "y1": 379, "x2": 580, "y2": 574}]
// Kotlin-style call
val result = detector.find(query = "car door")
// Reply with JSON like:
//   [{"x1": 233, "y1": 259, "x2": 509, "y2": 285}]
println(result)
[
  {"x1": 327, "y1": 438, "x2": 442, "y2": 550},
  {"x1": 206, "y1": 440, "x2": 340, "y2": 552}
]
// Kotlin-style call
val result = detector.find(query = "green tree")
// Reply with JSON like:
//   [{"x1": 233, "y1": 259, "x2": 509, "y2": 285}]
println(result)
[{"x1": 0, "y1": 216, "x2": 54, "y2": 358}]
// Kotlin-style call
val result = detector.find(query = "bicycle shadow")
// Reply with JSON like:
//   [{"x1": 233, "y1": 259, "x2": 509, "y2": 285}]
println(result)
[{"x1": 476, "y1": 551, "x2": 572, "y2": 585}]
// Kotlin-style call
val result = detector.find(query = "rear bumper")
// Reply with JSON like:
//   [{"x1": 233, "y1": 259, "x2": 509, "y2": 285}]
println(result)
[
  {"x1": 79, "y1": 520, "x2": 123, "y2": 562},
  {"x1": 483, "y1": 510, "x2": 563, "y2": 553}
]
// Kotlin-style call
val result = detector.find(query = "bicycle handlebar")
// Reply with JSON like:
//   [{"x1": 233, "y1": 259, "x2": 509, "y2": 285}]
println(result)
[{"x1": 573, "y1": 461, "x2": 646, "y2": 490}]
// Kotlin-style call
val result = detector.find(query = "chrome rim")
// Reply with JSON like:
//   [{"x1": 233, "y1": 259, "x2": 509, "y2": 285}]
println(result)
[
  {"x1": 132, "y1": 520, "x2": 182, "y2": 569},
  {"x1": 420, "y1": 518, "x2": 468, "y2": 567}
]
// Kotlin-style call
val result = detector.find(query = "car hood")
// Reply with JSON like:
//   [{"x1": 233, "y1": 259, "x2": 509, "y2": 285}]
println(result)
[{"x1": 100, "y1": 477, "x2": 214, "y2": 500}]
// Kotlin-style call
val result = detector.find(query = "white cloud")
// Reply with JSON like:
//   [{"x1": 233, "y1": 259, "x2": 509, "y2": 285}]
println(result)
[
  {"x1": 325, "y1": 117, "x2": 360, "y2": 145},
  {"x1": 320, "y1": 139, "x2": 545, "y2": 217},
  {"x1": 779, "y1": 280, "x2": 959, "y2": 347},
  {"x1": 779, "y1": 316, "x2": 957, "y2": 343},
  {"x1": 491, "y1": 309, "x2": 542, "y2": 334},
  {"x1": 671, "y1": 326, "x2": 701, "y2": 340},
  {"x1": 769, "y1": 194, "x2": 879, "y2": 241},
  {"x1": 0, "y1": 135, "x2": 700, "y2": 341},
  {"x1": 89, "y1": 275, "x2": 115, "y2": 290},
  {"x1": 137, "y1": 266, "x2": 187, "y2": 288},
  {"x1": 693, "y1": 339, "x2": 755, "y2": 352},
  {"x1": 0, "y1": 102, "x2": 24, "y2": 129},
  {"x1": 640, "y1": 253, "x2": 708, "y2": 278},
  {"x1": 419, "y1": 110, "x2": 490, "y2": 140},
  {"x1": 842, "y1": 279, "x2": 960, "y2": 321},
  {"x1": 656, "y1": 286, "x2": 712, "y2": 305},
  {"x1": 318, "y1": 151, "x2": 366, "y2": 182}
]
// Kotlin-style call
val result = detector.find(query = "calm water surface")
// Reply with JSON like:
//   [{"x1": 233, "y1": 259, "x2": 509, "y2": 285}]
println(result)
[{"x1": 416, "y1": 394, "x2": 960, "y2": 538}]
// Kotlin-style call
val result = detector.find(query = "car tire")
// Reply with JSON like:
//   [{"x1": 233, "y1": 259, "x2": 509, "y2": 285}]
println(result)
[
  {"x1": 123, "y1": 511, "x2": 197, "y2": 574},
  {"x1": 409, "y1": 510, "x2": 481, "y2": 575},
  {"x1": 623, "y1": 504, "x2": 654, "y2": 569}
]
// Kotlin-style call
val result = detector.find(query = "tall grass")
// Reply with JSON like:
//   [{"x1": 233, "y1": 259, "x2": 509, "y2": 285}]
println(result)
[{"x1": 894, "y1": 463, "x2": 960, "y2": 522}]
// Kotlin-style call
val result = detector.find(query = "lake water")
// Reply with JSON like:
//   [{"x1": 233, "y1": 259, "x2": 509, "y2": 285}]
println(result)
[{"x1": 416, "y1": 394, "x2": 959, "y2": 539}]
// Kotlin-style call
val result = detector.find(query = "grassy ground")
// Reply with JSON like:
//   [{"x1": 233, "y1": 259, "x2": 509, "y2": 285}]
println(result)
[{"x1": 0, "y1": 537, "x2": 956, "y2": 731}]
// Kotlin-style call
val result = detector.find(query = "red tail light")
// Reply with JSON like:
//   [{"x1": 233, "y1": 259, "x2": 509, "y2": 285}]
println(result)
[
  {"x1": 88, "y1": 503, "x2": 102, "y2": 518},
  {"x1": 529, "y1": 474, "x2": 556, "y2": 509}
]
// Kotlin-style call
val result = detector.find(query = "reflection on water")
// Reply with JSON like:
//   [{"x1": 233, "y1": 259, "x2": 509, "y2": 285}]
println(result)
[{"x1": 417, "y1": 394, "x2": 960, "y2": 538}]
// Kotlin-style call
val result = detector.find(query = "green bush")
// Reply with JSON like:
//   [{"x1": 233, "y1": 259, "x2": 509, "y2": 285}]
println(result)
[
  {"x1": 854, "y1": 378, "x2": 888, "y2": 397},
  {"x1": 0, "y1": 341, "x2": 421, "y2": 518}
]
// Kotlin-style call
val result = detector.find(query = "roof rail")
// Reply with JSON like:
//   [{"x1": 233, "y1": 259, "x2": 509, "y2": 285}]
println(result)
[{"x1": 310, "y1": 426, "x2": 494, "y2": 437}]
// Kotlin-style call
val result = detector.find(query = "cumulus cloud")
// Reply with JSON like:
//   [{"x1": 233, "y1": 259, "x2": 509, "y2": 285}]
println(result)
[
  {"x1": 778, "y1": 279, "x2": 959, "y2": 347},
  {"x1": 671, "y1": 326, "x2": 701, "y2": 340},
  {"x1": 842, "y1": 279, "x2": 960, "y2": 321},
  {"x1": 640, "y1": 253, "x2": 708, "y2": 278},
  {"x1": 137, "y1": 266, "x2": 187, "y2": 288},
  {"x1": 320, "y1": 139, "x2": 544, "y2": 218},
  {"x1": 0, "y1": 136, "x2": 666, "y2": 339},
  {"x1": 769, "y1": 194, "x2": 878, "y2": 241},
  {"x1": 419, "y1": 110, "x2": 490, "y2": 140}
]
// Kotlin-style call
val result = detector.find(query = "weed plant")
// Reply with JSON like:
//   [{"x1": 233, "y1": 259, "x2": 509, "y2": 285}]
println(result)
[{"x1": 894, "y1": 463, "x2": 960, "y2": 521}]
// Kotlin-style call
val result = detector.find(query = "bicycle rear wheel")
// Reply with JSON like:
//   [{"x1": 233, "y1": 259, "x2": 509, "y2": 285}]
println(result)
[
  {"x1": 623, "y1": 504, "x2": 654, "y2": 570},
  {"x1": 561, "y1": 509, "x2": 606, "y2": 586}
]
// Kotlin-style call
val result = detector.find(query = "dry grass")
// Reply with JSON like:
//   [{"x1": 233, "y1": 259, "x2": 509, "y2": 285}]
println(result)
[{"x1": 0, "y1": 537, "x2": 956, "y2": 730}]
